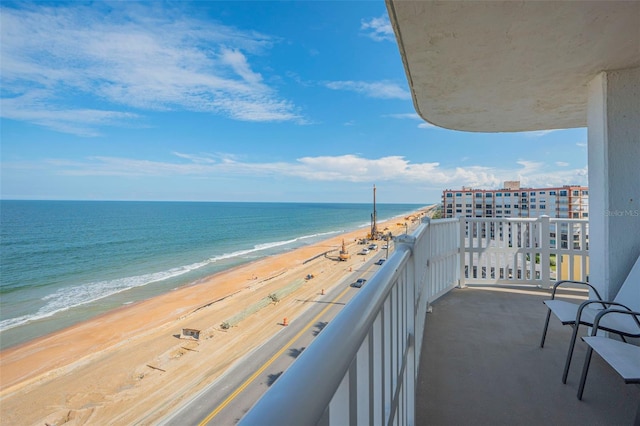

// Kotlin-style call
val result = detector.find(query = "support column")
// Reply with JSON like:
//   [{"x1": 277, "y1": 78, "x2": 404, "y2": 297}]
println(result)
[{"x1": 587, "y1": 67, "x2": 640, "y2": 299}]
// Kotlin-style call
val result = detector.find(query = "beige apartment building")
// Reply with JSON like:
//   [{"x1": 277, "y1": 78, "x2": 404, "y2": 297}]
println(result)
[{"x1": 442, "y1": 181, "x2": 588, "y2": 219}]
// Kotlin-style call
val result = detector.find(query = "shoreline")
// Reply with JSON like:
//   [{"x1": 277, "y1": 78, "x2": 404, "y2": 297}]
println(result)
[
  {"x1": 0, "y1": 205, "x2": 435, "y2": 425},
  {"x1": 0, "y1": 205, "x2": 425, "y2": 349}
]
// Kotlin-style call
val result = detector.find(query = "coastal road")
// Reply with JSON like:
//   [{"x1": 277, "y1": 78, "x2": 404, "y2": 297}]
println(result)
[{"x1": 158, "y1": 252, "x2": 387, "y2": 425}]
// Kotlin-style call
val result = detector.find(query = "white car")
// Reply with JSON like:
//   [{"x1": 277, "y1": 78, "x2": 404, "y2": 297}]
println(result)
[{"x1": 359, "y1": 248, "x2": 370, "y2": 255}]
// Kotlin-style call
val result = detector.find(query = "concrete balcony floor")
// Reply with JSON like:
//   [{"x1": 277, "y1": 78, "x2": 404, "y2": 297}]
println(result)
[{"x1": 416, "y1": 286, "x2": 640, "y2": 425}]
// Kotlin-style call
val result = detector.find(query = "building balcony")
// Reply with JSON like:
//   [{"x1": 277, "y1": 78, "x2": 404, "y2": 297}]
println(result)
[
  {"x1": 239, "y1": 217, "x2": 637, "y2": 425},
  {"x1": 417, "y1": 285, "x2": 639, "y2": 425}
]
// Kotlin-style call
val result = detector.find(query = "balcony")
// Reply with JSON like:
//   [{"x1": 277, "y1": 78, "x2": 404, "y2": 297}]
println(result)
[
  {"x1": 239, "y1": 218, "x2": 638, "y2": 425},
  {"x1": 417, "y1": 285, "x2": 639, "y2": 425}
]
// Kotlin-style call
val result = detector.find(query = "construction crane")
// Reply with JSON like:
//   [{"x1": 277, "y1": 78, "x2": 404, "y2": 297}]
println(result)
[
  {"x1": 371, "y1": 184, "x2": 378, "y2": 239},
  {"x1": 369, "y1": 184, "x2": 384, "y2": 241},
  {"x1": 338, "y1": 239, "x2": 350, "y2": 261}
]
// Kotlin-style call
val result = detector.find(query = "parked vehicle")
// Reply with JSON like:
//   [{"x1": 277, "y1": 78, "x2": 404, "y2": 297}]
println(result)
[
  {"x1": 369, "y1": 244, "x2": 378, "y2": 250},
  {"x1": 375, "y1": 258, "x2": 386, "y2": 265},
  {"x1": 359, "y1": 248, "x2": 370, "y2": 255}
]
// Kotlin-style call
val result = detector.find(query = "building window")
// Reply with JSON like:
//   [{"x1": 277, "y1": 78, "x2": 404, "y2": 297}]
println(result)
[
  {"x1": 583, "y1": 212, "x2": 589, "y2": 217},
  {"x1": 466, "y1": 209, "x2": 472, "y2": 214},
  {"x1": 505, "y1": 192, "x2": 511, "y2": 197},
  {"x1": 572, "y1": 212, "x2": 580, "y2": 218},
  {"x1": 582, "y1": 190, "x2": 588, "y2": 195},
  {"x1": 456, "y1": 193, "x2": 462, "y2": 197},
  {"x1": 521, "y1": 192, "x2": 527, "y2": 197},
  {"x1": 486, "y1": 193, "x2": 493, "y2": 198},
  {"x1": 496, "y1": 193, "x2": 502, "y2": 197},
  {"x1": 573, "y1": 190, "x2": 579, "y2": 196},
  {"x1": 446, "y1": 203, "x2": 452, "y2": 208},
  {"x1": 475, "y1": 193, "x2": 482, "y2": 198},
  {"x1": 456, "y1": 209, "x2": 462, "y2": 213},
  {"x1": 549, "y1": 191, "x2": 556, "y2": 195},
  {"x1": 475, "y1": 204, "x2": 482, "y2": 209},
  {"x1": 446, "y1": 193, "x2": 453, "y2": 198},
  {"x1": 514, "y1": 205, "x2": 519, "y2": 209},
  {"x1": 485, "y1": 204, "x2": 492, "y2": 208},
  {"x1": 540, "y1": 205, "x2": 546, "y2": 210},
  {"x1": 560, "y1": 190, "x2": 567, "y2": 196},
  {"x1": 504, "y1": 204, "x2": 511, "y2": 208},
  {"x1": 539, "y1": 191, "x2": 546, "y2": 195},
  {"x1": 530, "y1": 205, "x2": 536, "y2": 209},
  {"x1": 530, "y1": 192, "x2": 536, "y2": 196},
  {"x1": 456, "y1": 203, "x2": 462, "y2": 208},
  {"x1": 466, "y1": 203, "x2": 472, "y2": 208}
]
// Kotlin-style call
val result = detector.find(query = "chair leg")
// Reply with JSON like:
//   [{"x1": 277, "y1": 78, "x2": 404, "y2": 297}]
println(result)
[
  {"x1": 562, "y1": 323, "x2": 580, "y2": 384},
  {"x1": 577, "y1": 346, "x2": 593, "y2": 400},
  {"x1": 540, "y1": 308, "x2": 552, "y2": 348}
]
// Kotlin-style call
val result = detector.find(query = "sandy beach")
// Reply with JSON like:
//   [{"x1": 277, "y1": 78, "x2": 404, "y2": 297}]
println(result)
[{"x1": 0, "y1": 207, "x2": 434, "y2": 425}]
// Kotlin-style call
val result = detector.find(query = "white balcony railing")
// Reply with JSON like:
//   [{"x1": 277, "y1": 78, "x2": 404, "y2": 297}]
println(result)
[
  {"x1": 239, "y1": 217, "x2": 459, "y2": 425},
  {"x1": 239, "y1": 216, "x2": 589, "y2": 425},
  {"x1": 461, "y1": 216, "x2": 589, "y2": 287}
]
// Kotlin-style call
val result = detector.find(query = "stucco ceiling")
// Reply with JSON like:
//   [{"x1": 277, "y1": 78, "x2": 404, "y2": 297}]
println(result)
[{"x1": 386, "y1": 1, "x2": 640, "y2": 132}]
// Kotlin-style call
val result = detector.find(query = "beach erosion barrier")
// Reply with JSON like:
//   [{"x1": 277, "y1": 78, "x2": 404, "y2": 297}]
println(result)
[{"x1": 220, "y1": 278, "x2": 307, "y2": 329}]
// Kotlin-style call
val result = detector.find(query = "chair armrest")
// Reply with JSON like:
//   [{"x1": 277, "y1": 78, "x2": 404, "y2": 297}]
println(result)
[
  {"x1": 550, "y1": 280, "x2": 603, "y2": 301},
  {"x1": 576, "y1": 300, "x2": 632, "y2": 322},
  {"x1": 590, "y1": 308, "x2": 640, "y2": 336}
]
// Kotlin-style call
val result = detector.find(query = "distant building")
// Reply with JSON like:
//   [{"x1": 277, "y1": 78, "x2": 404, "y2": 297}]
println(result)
[{"x1": 442, "y1": 181, "x2": 588, "y2": 219}]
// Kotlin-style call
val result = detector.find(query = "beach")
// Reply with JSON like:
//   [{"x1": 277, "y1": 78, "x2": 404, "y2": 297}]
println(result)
[{"x1": 0, "y1": 206, "x2": 434, "y2": 425}]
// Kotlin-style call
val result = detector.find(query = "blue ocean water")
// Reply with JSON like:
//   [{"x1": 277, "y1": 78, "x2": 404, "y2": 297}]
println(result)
[{"x1": 0, "y1": 200, "x2": 424, "y2": 349}]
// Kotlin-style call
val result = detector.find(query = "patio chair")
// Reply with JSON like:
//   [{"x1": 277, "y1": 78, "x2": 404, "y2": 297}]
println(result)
[
  {"x1": 540, "y1": 254, "x2": 640, "y2": 383},
  {"x1": 577, "y1": 308, "x2": 640, "y2": 402}
]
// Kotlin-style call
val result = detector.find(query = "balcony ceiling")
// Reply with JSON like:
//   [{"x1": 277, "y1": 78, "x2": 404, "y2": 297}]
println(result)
[{"x1": 386, "y1": 1, "x2": 640, "y2": 132}]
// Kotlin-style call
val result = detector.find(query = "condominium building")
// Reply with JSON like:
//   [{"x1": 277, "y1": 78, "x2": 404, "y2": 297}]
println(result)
[{"x1": 442, "y1": 181, "x2": 588, "y2": 219}]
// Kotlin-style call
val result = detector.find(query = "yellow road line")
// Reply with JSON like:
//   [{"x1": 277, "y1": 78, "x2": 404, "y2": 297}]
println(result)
[{"x1": 198, "y1": 285, "x2": 352, "y2": 425}]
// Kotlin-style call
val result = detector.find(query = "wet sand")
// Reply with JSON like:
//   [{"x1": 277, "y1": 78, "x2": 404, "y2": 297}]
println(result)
[{"x1": 0, "y1": 207, "x2": 434, "y2": 425}]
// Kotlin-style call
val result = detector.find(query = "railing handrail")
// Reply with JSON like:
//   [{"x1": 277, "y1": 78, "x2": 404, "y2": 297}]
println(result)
[{"x1": 239, "y1": 228, "x2": 418, "y2": 425}]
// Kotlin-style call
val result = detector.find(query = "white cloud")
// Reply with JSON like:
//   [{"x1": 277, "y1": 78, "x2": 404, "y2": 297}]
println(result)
[
  {"x1": 0, "y1": 3, "x2": 301, "y2": 135},
  {"x1": 0, "y1": 91, "x2": 139, "y2": 137},
  {"x1": 385, "y1": 113, "x2": 421, "y2": 120},
  {"x1": 576, "y1": 142, "x2": 588, "y2": 147},
  {"x1": 556, "y1": 161, "x2": 569, "y2": 167},
  {"x1": 325, "y1": 81, "x2": 410, "y2": 100},
  {"x1": 515, "y1": 160, "x2": 544, "y2": 175},
  {"x1": 521, "y1": 129, "x2": 562, "y2": 138},
  {"x1": 385, "y1": 112, "x2": 438, "y2": 129},
  {"x1": 361, "y1": 15, "x2": 395, "y2": 42},
  {"x1": 27, "y1": 152, "x2": 586, "y2": 190}
]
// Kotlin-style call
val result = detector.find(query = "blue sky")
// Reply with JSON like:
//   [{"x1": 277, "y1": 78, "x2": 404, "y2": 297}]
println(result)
[{"x1": 0, "y1": 1, "x2": 588, "y2": 204}]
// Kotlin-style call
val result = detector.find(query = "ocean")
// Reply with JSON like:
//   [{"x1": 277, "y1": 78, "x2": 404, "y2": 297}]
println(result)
[{"x1": 0, "y1": 200, "x2": 425, "y2": 349}]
